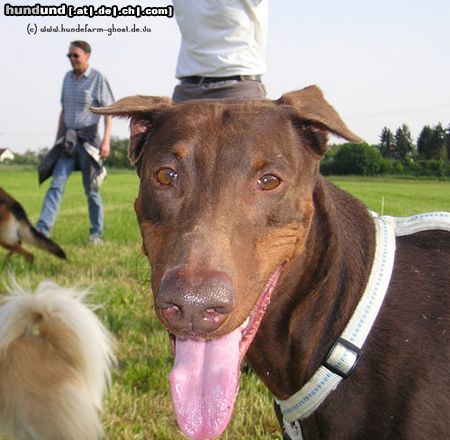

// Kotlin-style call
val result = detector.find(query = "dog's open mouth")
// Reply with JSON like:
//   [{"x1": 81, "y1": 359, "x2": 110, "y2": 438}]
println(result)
[{"x1": 168, "y1": 265, "x2": 284, "y2": 440}]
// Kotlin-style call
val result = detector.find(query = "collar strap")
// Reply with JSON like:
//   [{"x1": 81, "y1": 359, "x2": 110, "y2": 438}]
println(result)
[
  {"x1": 277, "y1": 215, "x2": 396, "y2": 429},
  {"x1": 390, "y1": 211, "x2": 450, "y2": 236},
  {"x1": 277, "y1": 212, "x2": 450, "y2": 440}
]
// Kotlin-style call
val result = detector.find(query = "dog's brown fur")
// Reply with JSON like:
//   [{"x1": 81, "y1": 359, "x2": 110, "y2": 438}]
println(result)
[
  {"x1": 93, "y1": 86, "x2": 449, "y2": 439},
  {"x1": 0, "y1": 187, "x2": 66, "y2": 262}
]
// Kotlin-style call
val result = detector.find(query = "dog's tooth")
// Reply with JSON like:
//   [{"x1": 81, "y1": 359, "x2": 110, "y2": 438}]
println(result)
[{"x1": 241, "y1": 317, "x2": 250, "y2": 329}]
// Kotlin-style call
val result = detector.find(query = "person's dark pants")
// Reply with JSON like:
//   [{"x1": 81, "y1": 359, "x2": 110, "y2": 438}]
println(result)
[{"x1": 172, "y1": 78, "x2": 266, "y2": 102}]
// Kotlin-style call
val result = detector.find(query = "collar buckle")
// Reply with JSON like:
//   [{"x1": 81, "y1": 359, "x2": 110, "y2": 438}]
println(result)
[{"x1": 323, "y1": 337, "x2": 363, "y2": 379}]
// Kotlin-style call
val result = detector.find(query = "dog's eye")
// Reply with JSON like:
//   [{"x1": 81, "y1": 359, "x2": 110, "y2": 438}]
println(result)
[
  {"x1": 155, "y1": 167, "x2": 178, "y2": 186},
  {"x1": 257, "y1": 174, "x2": 281, "y2": 191}
]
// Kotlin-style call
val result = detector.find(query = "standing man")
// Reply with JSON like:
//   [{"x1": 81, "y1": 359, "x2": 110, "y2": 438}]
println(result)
[
  {"x1": 37, "y1": 41, "x2": 114, "y2": 244},
  {"x1": 172, "y1": 0, "x2": 268, "y2": 102}
]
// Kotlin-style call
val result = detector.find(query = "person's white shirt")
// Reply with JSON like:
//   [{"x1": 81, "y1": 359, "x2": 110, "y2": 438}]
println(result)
[{"x1": 173, "y1": 0, "x2": 268, "y2": 78}]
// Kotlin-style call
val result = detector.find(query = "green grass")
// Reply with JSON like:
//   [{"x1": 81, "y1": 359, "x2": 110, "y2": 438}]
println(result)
[
  {"x1": 328, "y1": 176, "x2": 450, "y2": 216},
  {"x1": 0, "y1": 168, "x2": 449, "y2": 439}
]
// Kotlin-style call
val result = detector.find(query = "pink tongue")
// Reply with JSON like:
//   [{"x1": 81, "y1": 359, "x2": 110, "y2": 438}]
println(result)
[{"x1": 169, "y1": 328, "x2": 242, "y2": 440}]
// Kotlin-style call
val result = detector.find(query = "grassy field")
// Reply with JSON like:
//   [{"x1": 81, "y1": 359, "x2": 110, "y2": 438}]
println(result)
[{"x1": 0, "y1": 167, "x2": 449, "y2": 439}]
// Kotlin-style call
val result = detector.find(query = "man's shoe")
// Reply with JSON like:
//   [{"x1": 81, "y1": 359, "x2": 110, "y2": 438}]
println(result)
[
  {"x1": 35, "y1": 225, "x2": 50, "y2": 238},
  {"x1": 89, "y1": 234, "x2": 104, "y2": 245}
]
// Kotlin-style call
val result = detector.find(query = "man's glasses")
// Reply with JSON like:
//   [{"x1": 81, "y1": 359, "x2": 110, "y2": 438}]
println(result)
[{"x1": 66, "y1": 53, "x2": 79, "y2": 59}]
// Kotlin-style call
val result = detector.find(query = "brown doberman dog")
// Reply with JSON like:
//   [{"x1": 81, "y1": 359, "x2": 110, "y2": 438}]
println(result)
[{"x1": 93, "y1": 86, "x2": 449, "y2": 440}]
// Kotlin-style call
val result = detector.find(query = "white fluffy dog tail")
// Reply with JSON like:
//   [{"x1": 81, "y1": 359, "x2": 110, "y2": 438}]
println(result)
[{"x1": 0, "y1": 281, "x2": 116, "y2": 439}]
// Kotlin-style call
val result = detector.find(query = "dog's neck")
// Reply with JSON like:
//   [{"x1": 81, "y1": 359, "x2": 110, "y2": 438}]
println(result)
[{"x1": 247, "y1": 177, "x2": 376, "y2": 400}]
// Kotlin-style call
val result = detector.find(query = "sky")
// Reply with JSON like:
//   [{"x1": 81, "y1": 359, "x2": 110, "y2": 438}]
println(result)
[{"x1": 1, "y1": 0, "x2": 449, "y2": 154}]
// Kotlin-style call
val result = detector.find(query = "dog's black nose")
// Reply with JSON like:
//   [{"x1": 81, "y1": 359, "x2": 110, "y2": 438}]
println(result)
[{"x1": 156, "y1": 270, "x2": 234, "y2": 336}]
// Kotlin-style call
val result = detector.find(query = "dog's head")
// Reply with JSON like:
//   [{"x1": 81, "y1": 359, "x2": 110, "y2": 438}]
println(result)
[{"x1": 92, "y1": 85, "x2": 361, "y2": 439}]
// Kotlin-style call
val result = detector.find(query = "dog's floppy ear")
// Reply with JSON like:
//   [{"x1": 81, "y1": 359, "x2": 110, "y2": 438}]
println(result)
[
  {"x1": 91, "y1": 96, "x2": 172, "y2": 173},
  {"x1": 276, "y1": 85, "x2": 363, "y2": 156}
]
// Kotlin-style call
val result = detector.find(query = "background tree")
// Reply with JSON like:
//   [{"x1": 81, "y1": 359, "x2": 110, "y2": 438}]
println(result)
[
  {"x1": 322, "y1": 143, "x2": 384, "y2": 176},
  {"x1": 445, "y1": 124, "x2": 450, "y2": 159},
  {"x1": 417, "y1": 125, "x2": 433, "y2": 159},
  {"x1": 417, "y1": 123, "x2": 447, "y2": 160},
  {"x1": 394, "y1": 124, "x2": 415, "y2": 161},
  {"x1": 8, "y1": 140, "x2": 133, "y2": 168},
  {"x1": 107, "y1": 137, "x2": 133, "y2": 169},
  {"x1": 10, "y1": 147, "x2": 48, "y2": 166},
  {"x1": 379, "y1": 127, "x2": 396, "y2": 158}
]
